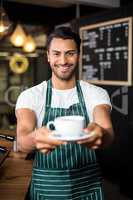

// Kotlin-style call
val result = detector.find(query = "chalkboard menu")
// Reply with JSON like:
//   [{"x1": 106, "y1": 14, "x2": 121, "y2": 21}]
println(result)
[{"x1": 79, "y1": 17, "x2": 132, "y2": 86}]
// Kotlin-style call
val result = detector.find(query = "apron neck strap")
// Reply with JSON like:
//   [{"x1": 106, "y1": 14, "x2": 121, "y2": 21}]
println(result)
[
  {"x1": 76, "y1": 81, "x2": 89, "y2": 123},
  {"x1": 45, "y1": 79, "x2": 52, "y2": 107},
  {"x1": 45, "y1": 79, "x2": 89, "y2": 124}
]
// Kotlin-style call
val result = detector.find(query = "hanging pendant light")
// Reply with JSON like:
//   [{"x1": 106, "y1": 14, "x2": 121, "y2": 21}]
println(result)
[
  {"x1": 23, "y1": 35, "x2": 36, "y2": 52},
  {"x1": 10, "y1": 24, "x2": 27, "y2": 47},
  {"x1": 0, "y1": 0, "x2": 12, "y2": 36}
]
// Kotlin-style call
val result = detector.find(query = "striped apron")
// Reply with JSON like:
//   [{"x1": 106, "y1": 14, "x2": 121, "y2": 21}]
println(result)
[{"x1": 30, "y1": 79, "x2": 104, "y2": 200}]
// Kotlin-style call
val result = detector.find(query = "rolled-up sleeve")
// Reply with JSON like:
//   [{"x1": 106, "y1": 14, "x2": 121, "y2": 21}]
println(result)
[{"x1": 15, "y1": 89, "x2": 37, "y2": 112}]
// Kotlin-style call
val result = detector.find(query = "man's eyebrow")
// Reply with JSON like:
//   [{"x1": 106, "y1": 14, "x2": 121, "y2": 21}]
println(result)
[
  {"x1": 65, "y1": 50, "x2": 78, "y2": 55},
  {"x1": 52, "y1": 50, "x2": 60, "y2": 52},
  {"x1": 52, "y1": 49, "x2": 77, "y2": 53},
  {"x1": 66, "y1": 50, "x2": 77, "y2": 52}
]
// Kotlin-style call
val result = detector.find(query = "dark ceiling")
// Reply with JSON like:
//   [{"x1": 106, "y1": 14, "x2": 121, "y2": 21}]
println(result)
[
  {"x1": 1, "y1": 0, "x2": 132, "y2": 37},
  {"x1": 3, "y1": 0, "x2": 132, "y2": 27},
  {"x1": 4, "y1": 1, "x2": 108, "y2": 26},
  {"x1": 0, "y1": 0, "x2": 132, "y2": 51}
]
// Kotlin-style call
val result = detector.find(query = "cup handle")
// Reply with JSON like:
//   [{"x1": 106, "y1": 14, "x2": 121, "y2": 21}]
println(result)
[{"x1": 46, "y1": 121, "x2": 55, "y2": 130}]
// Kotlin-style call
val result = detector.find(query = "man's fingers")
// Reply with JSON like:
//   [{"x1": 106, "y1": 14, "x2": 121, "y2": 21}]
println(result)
[
  {"x1": 35, "y1": 128, "x2": 66, "y2": 146},
  {"x1": 36, "y1": 142, "x2": 56, "y2": 150},
  {"x1": 77, "y1": 137, "x2": 102, "y2": 149},
  {"x1": 40, "y1": 149, "x2": 51, "y2": 154},
  {"x1": 95, "y1": 139, "x2": 102, "y2": 146},
  {"x1": 84, "y1": 122, "x2": 96, "y2": 132}
]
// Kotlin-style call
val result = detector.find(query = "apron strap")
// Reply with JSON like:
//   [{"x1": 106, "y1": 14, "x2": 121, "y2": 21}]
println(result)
[
  {"x1": 76, "y1": 81, "x2": 89, "y2": 125},
  {"x1": 45, "y1": 79, "x2": 89, "y2": 124},
  {"x1": 45, "y1": 79, "x2": 52, "y2": 109}
]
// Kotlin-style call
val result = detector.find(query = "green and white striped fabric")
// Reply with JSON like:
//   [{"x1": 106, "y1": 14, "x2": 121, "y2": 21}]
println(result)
[{"x1": 30, "y1": 79, "x2": 104, "y2": 200}]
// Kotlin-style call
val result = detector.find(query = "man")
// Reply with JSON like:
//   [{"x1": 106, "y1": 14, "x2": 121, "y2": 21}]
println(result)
[{"x1": 16, "y1": 27, "x2": 114, "y2": 199}]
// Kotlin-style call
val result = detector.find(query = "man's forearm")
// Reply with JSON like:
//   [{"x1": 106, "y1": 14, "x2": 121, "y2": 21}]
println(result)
[{"x1": 17, "y1": 131, "x2": 36, "y2": 153}]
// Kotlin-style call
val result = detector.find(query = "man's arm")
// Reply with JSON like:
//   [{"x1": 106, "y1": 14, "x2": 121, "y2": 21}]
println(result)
[
  {"x1": 93, "y1": 104, "x2": 114, "y2": 148},
  {"x1": 77, "y1": 104, "x2": 114, "y2": 149},
  {"x1": 16, "y1": 108, "x2": 66, "y2": 153},
  {"x1": 16, "y1": 108, "x2": 37, "y2": 152}
]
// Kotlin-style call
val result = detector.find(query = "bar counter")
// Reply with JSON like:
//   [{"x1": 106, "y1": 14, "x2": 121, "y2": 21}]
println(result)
[
  {"x1": 0, "y1": 151, "x2": 32, "y2": 200},
  {"x1": 0, "y1": 129, "x2": 33, "y2": 200}
]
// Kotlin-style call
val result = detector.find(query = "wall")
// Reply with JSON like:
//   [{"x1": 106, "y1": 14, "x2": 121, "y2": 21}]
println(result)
[
  {"x1": 34, "y1": 51, "x2": 51, "y2": 85},
  {"x1": 72, "y1": 2, "x2": 133, "y2": 198}
]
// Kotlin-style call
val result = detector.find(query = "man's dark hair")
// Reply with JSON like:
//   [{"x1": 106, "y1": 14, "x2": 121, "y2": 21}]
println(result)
[{"x1": 46, "y1": 26, "x2": 81, "y2": 53}]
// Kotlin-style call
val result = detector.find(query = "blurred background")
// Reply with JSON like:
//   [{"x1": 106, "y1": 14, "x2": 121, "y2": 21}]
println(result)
[{"x1": 0, "y1": 0, "x2": 133, "y2": 199}]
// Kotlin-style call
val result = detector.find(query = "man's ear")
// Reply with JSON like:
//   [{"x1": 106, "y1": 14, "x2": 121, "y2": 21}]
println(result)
[{"x1": 47, "y1": 51, "x2": 50, "y2": 62}]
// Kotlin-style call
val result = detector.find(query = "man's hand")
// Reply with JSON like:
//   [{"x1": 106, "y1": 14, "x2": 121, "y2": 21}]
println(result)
[
  {"x1": 77, "y1": 122, "x2": 105, "y2": 149},
  {"x1": 34, "y1": 126, "x2": 67, "y2": 154},
  {"x1": 77, "y1": 104, "x2": 114, "y2": 149},
  {"x1": 16, "y1": 108, "x2": 67, "y2": 153}
]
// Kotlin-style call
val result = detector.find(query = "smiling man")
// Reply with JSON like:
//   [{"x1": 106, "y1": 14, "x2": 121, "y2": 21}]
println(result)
[
  {"x1": 47, "y1": 38, "x2": 78, "y2": 81},
  {"x1": 15, "y1": 27, "x2": 114, "y2": 200}
]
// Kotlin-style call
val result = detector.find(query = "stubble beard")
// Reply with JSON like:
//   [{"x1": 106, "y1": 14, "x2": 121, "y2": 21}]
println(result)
[{"x1": 52, "y1": 64, "x2": 78, "y2": 81}]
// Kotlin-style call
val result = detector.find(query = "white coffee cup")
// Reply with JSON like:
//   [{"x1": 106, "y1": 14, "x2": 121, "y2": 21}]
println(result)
[{"x1": 47, "y1": 115, "x2": 85, "y2": 138}]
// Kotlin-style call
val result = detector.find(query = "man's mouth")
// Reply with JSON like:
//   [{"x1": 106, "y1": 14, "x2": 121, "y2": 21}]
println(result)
[
  {"x1": 60, "y1": 65, "x2": 72, "y2": 72},
  {"x1": 55, "y1": 64, "x2": 72, "y2": 71},
  {"x1": 55, "y1": 64, "x2": 70, "y2": 67}
]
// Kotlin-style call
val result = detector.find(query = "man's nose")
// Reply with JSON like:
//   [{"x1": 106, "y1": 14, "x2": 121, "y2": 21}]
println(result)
[{"x1": 60, "y1": 54, "x2": 67, "y2": 64}]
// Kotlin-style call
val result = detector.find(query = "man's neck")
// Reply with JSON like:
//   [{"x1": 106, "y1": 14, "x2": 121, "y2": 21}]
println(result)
[{"x1": 51, "y1": 76, "x2": 76, "y2": 90}]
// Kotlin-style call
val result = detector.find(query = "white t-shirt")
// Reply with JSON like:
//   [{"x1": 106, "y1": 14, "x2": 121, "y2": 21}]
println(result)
[{"x1": 15, "y1": 80, "x2": 111, "y2": 128}]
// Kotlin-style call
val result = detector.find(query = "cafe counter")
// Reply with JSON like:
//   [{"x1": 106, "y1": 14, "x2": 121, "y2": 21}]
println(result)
[
  {"x1": 0, "y1": 151, "x2": 32, "y2": 200},
  {"x1": 0, "y1": 129, "x2": 33, "y2": 200}
]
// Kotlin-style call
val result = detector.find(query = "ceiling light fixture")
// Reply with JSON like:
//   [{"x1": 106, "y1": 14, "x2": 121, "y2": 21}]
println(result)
[
  {"x1": 23, "y1": 35, "x2": 36, "y2": 53},
  {"x1": 10, "y1": 24, "x2": 37, "y2": 52},
  {"x1": 0, "y1": 0, "x2": 12, "y2": 36},
  {"x1": 10, "y1": 24, "x2": 27, "y2": 47}
]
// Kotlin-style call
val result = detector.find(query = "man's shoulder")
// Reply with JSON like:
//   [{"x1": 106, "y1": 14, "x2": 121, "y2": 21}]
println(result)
[
  {"x1": 79, "y1": 80, "x2": 111, "y2": 108},
  {"x1": 16, "y1": 81, "x2": 47, "y2": 110},
  {"x1": 79, "y1": 80, "x2": 105, "y2": 92},
  {"x1": 22, "y1": 81, "x2": 47, "y2": 95}
]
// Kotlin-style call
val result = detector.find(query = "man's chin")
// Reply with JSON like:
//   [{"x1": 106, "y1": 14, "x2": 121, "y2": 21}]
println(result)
[
  {"x1": 58, "y1": 76, "x2": 73, "y2": 81},
  {"x1": 56, "y1": 73, "x2": 75, "y2": 81},
  {"x1": 52, "y1": 66, "x2": 77, "y2": 81}
]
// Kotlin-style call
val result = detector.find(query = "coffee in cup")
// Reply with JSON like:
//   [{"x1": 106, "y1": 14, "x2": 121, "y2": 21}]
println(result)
[{"x1": 47, "y1": 115, "x2": 85, "y2": 138}]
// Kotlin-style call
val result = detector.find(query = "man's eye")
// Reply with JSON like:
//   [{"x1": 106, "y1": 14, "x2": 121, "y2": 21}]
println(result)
[
  {"x1": 53, "y1": 53, "x2": 60, "y2": 56},
  {"x1": 68, "y1": 52, "x2": 73, "y2": 56},
  {"x1": 66, "y1": 52, "x2": 77, "y2": 57}
]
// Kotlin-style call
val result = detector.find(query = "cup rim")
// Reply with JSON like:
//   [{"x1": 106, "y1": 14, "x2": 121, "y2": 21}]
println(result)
[{"x1": 55, "y1": 115, "x2": 84, "y2": 121}]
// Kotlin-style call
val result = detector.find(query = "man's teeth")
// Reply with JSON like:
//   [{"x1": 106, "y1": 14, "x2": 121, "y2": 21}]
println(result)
[{"x1": 61, "y1": 65, "x2": 70, "y2": 68}]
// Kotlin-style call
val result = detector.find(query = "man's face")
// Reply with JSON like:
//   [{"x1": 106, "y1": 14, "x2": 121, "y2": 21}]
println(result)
[{"x1": 47, "y1": 38, "x2": 79, "y2": 81}]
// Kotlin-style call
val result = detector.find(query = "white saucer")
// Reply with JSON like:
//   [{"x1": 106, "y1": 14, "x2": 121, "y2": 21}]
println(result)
[{"x1": 49, "y1": 131, "x2": 94, "y2": 141}]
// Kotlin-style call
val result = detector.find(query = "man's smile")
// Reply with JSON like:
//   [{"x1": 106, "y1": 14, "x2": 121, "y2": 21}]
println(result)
[{"x1": 55, "y1": 64, "x2": 73, "y2": 72}]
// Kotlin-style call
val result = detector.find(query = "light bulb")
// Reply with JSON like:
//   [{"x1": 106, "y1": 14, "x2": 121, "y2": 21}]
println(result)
[
  {"x1": 0, "y1": 21, "x2": 4, "y2": 33},
  {"x1": 23, "y1": 35, "x2": 36, "y2": 52},
  {"x1": 13, "y1": 35, "x2": 25, "y2": 46},
  {"x1": 0, "y1": 7, "x2": 12, "y2": 35},
  {"x1": 10, "y1": 24, "x2": 27, "y2": 47}
]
